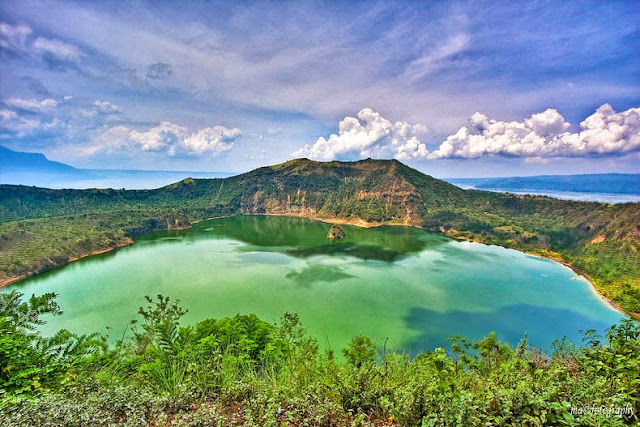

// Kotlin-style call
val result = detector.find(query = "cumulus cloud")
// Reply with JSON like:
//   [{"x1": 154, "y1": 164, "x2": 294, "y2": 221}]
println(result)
[
  {"x1": 181, "y1": 126, "x2": 241, "y2": 155},
  {"x1": 129, "y1": 122, "x2": 187, "y2": 152},
  {"x1": 0, "y1": 22, "x2": 81, "y2": 63},
  {"x1": 0, "y1": 96, "x2": 115, "y2": 143},
  {"x1": 95, "y1": 122, "x2": 241, "y2": 156},
  {"x1": 80, "y1": 125, "x2": 132, "y2": 156},
  {"x1": 4, "y1": 97, "x2": 58, "y2": 111},
  {"x1": 0, "y1": 94, "x2": 239, "y2": 158},
  {"x1": 294, "y1": 108, "x2": 429, "y2": 161},
  {"x1": 428, "y1": 104, "x2": 640, "y2": 159},
  {"x1": 0, "y1": 107, "x2": 65, "y2": 139},
  {"x1": 296, "y1": 104, "x2": 640, "y2": 162}
]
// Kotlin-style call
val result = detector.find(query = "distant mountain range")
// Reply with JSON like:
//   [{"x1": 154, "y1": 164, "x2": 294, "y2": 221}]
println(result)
[
  {"x1": 0, "y1": 146, "x2": 230, "y2": 189},
  {"x1": 3, "y1": 145, "x2": 638, "y2": 197},
  {"x1": 0, "y1": 145, "x2": 82, "y2": 175},
  {"x1": 446, "y1": 174, "x2": 640, "y2": 195},
  {"x1": 0, "y1": 146, "x2": 95, "y2": 188}
]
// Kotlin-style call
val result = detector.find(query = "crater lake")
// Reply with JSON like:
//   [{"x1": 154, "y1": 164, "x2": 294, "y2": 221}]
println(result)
[{"x1": 4, "y1": 215, "x2": 623, "y2": 353}]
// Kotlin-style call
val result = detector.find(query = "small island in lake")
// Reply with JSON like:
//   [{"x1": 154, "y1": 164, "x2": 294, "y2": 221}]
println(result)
[{"x1": 327, "y1": 224, "x2": 346, "y2": 240}]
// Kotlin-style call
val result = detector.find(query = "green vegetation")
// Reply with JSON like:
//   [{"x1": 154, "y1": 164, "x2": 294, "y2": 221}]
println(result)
[
  {"x1": 327, "y1": 225, "x2": 346, "y2": 240},
  {"x1": 0, "y1": 210, "x2": 189, "y2": 283},
  {"x1": 1, "y1": 158, "x2": 639, "y2": 315},
  {"x1": 1, "y1": 292, "x2": 638, "y2": 426}
]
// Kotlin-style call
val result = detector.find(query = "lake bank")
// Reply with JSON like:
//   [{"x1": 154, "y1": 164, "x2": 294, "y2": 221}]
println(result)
[
  {"x1": 3, "y1": 215, "x2": 623, "y2": 353},
  {"x1": 262, "y1": 212, "x2": 636, "y2": 320},
  {"x1": 1, "y1": 212, "x2": 635, "y2": 321},
  {"x1": 0, "y1": 239, "x2": 135, "y2": 289}
]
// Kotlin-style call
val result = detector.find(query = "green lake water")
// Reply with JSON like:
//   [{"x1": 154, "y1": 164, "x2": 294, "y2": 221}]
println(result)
[{"x1": 4, "y1": 215, "x2": 624, "y2": 353}]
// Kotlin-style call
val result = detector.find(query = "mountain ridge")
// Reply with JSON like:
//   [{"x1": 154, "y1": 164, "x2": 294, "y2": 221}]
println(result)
[
  {"x1": 1, "y1": 157, "x2": 639, "y2": 316},
  {"x1": 0, "y1": 145, "x2": 80, "y2": 174}
]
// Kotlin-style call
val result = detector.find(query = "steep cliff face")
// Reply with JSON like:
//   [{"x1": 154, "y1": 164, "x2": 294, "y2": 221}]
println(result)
[{"x1": 222, "y1": 159, "x2": 433, "y2": 225}]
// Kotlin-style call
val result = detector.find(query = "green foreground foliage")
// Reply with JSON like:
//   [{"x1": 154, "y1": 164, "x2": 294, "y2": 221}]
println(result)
[{"x1": 1, "y1": 292, "x2": 638, "y2": 426}]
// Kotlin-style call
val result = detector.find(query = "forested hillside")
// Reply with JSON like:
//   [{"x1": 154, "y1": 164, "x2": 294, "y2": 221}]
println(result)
[{"x1": 1, "y1": 158, "x2": 639, "y2": 315}]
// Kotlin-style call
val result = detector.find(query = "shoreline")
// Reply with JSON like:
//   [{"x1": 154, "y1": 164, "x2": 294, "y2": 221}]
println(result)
[
  {"x1": 439, "y1": 233, "x2": 637, "y2": 320},
  {"x1": 0, "y1": 239, "x2": 135, "y2": 290},
  {"x1": 247, "y1": 213, "x2": 637, "y2": 319},
  {"x1": 527, "y1": 252, "x2": 635, "y2": 319},
  {"x1": 1, "y1": 212, "x2": 636, "y2": 320}
]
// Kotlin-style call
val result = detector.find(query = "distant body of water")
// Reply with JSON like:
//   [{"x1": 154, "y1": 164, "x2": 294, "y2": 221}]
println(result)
[
  {"x1": 445, "y1": 174, "x2": 640, "y2": 204},
  {"x1": 0, "y1": 169, "x2": 235, "y2": 189},
  {"x1": 4, "y1": 216, "x2": 623, "y2": 355},
  {"x1": 451, "y1": 185, "x2": 640, "y2": 204}
]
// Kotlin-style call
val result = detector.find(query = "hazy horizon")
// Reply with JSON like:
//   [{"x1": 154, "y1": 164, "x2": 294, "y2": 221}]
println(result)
[
  {"x1": 2, "y1": 148, "x2": 640, "y2": 203},
  {"x1": 4, "y1": 143, "x2": 640, "y2": 179}
]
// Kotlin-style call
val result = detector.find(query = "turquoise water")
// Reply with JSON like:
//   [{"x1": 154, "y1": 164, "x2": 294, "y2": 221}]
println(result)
[{"x1": 4, "y1": 216, "x2": 623, "y2": 353}]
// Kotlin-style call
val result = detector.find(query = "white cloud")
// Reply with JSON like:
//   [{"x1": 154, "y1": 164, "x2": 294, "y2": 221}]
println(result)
[
  {"x1": 92, "y1": 122, "x2": 241, "y2": 156},
  {"x1": 429, "y1": 104, "x2": 640, "y2": 159},
  {"x1": 0, "y1": 108, "x2": 64, "y2": 138},
  {"x1": 0, "y1": 97, "x2": 124, "y2": 143},
  {"x1": 181, "y1": 126, "x2": 241, "y2": 155},
  {"x1": 298, "y1": 104, "x2": 640, "y2": 162},
  {"x1": 0, "y1": 109, "x2": 17, "y2": 120},
  {"x1": 0, "y1": 22, "x2": 32, "y2": 52},
  {"x1": 80, "y1": 125, "x2": 131, "y2": 156},
  {"x1": 294, "y1": 108, "x2": 429, "y2": 161},
  {"x1": 0, "y1": 97, "x2": 239, "y2": 158},
  {"x1": 129, "y1": 121, "x2": 187, "y2": 152},
  {"x1": 0, "y1": 22, "x2": 81, "y2": 62},
  {"x1": 402, "y1": 33, "x2": 470, "y2": 82},
  {"x1": 32, "y1": 36, "x2": 82, "y2": 61},
  {"x1": 4, "y1": 97, "x2": 58, "y2": 111},
  {"x1": 93, "y1": 100, "x2": 122, "y2": 114}
]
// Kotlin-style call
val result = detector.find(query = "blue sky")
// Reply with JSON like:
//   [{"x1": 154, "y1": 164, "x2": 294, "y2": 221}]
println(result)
[{"x1": 0, "y1": 0, "x2": 638, "y2": 177}]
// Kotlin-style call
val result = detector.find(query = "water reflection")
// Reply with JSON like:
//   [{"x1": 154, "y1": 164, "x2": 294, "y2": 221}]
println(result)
[
  {"x1": 153, "y1": 215, "x2": 450, "y2": 262},
  {"x1": 285, "y1": 264, "x2": 357, "y2": 286},
  {"x1": 403, "y1": 304, "x2": 621, "y2": 355},
  {"x1": 6, "y1": 214, "x2": 623, "y2": 354}
]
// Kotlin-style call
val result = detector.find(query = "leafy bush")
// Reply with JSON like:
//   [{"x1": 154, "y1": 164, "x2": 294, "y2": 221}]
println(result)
[
  {"x1": 1, "y1": 293, "x2": 638, "y2": 425},
  {"x1": 0, "y1": 291, "x2": 105, "y2": 397}
]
